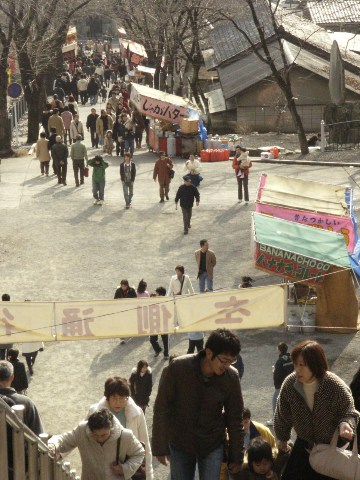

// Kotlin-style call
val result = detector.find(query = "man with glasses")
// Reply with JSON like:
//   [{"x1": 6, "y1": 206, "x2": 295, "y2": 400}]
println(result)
[{"x1": 152, "y1": 328, "x2": 244, "y2": 480}]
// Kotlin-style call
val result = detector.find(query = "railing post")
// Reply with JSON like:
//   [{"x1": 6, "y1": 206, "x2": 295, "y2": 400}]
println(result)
[
  {"x1": 12, "y1": 427, "x2": 26, "y2": 480},
  {"x1": 320, "y1": 120, "x2": 326, "y2": 152},
  {"x1": 26, "y1": 439, "x2": 38, "y2": 480},
  {"x1": 0, "y1": 409, "x2": 9, "y2": 480}
]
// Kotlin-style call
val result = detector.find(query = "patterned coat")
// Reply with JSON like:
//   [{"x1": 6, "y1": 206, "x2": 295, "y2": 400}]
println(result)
[{"x1": 274, "y1": 371, "x2": 359, "y2": 446}]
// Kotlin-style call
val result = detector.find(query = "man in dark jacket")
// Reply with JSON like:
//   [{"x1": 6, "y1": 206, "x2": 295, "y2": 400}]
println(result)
[
  {"x1": 0, "y1": 360, "x2": 44, "y2": 435},
  {"x1": 152, "y1": 328, "x2": 244, "y2": 480},
  {"x1": 120, "y1": 153, "x2": 136, "y2": 209},
  {"x1": 86, "y1": 108, "x2": 99, "y2": 148},
  {"x1": 51, "y1": 136, "x2": 69, "y2": 185},
  {"x1": 112, "y1": 114, "x2": 126, "y2": 157},
  {"x1": 175, "y1": 177, "x2": 200, "y2": 234},
  {"x1": 267, "y1": 342, "x2": 293, "y2": 426}
]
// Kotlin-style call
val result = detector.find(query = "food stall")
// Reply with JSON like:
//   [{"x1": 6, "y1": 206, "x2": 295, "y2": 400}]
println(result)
[
  {"x1": 62, "y1": 27, "x2": 78, "y2": 73},
  {"x1": 253, "y1": 173, "x2": 360, "y2": 332},
  {"x1": 130, "y1": 83, "x2": 201, "y2": 156}
]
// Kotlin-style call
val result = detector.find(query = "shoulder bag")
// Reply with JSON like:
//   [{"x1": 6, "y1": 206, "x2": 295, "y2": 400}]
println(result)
[
  {"x1": 116, "y1": 431, "x2": 146, "y2": 480},
  {"x1": 176, "y1": 276, "x2": 185, "y2": 295},
  {"x1": 309, "y1": 431, "x2": 360, "y2": 480}
]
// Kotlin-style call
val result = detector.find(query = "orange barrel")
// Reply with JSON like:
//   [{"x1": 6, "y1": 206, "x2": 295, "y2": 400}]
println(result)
[{"x1": 200, "y1": 150, "x2": 210, "y2": 162}]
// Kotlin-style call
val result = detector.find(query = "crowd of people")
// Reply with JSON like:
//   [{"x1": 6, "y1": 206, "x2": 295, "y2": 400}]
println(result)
[{"x1": 4, "y1": 36, "x2": 360, "y2": 480}]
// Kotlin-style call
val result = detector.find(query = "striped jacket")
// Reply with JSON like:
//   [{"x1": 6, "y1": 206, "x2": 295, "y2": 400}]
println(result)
[{"x1": 274, "y1": 371, "x2": 359, "y2": 446}]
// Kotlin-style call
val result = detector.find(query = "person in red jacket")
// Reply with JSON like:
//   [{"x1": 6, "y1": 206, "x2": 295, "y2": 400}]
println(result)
[{"x1": 153, "y1": 152, "x2": 174, "y2": 203}]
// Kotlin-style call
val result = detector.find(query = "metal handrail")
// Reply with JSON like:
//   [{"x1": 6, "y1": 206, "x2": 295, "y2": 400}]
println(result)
[{"x1": 0, "y1": 397, "x2": 80, "y2": 479}]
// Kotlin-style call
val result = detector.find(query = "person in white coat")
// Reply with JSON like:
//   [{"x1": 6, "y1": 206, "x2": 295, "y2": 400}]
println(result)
[
  {"x1": 49, "y1": 408, "x2": 144, "y2": 480},
  {"x1": 167, "y1": 265, "x2": 194, "y2": 296},
  {"x1": 70, "y1": 114, "x2": 84, "y2": 142},
  {"x1": 87, "y1": 376, "x2": 154, "y2": 480}
]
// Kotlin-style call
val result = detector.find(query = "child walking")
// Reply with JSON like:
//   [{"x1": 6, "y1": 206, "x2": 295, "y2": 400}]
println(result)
[
  {"x1": 88, "y1": 155, "x2": 109, "y2": 205},
  {"x1": 103, "y1": 129, "x2": 114, "y2": 155}
]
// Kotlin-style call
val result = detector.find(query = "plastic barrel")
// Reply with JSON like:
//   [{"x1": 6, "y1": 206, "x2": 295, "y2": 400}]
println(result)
[
  {"x1": 167, "y1": 137, "x2": 176, "y2": 157},
  {"x1": 200, "y1": 150, "x2": 210, "y2": 162}
]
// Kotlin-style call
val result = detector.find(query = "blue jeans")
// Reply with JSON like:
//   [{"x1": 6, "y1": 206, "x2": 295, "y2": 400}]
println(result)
[
  {"x1": 199, "y1": 272, "x2": 213, "y2": 293},
  {"x1": 92, "y1": 180, "x2": 105, "y2": 200},
  {"x1": 122, "y1": 182, "x2": 133, "y2": 206},
  {"x1": 169, "y1": 444, "x2": 223, "y2": 480},
  {"x1": 89, "y1": 94, "x2": 97, "y2": 105},
  {"x1": 272, "y1": 388, "x2": 280, "y2": 414},
  {"x1": 124, "y1": 137, "x2": 135, "y2": 156}
]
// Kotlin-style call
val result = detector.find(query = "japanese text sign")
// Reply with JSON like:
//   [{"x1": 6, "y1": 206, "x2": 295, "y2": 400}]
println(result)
[
  {"x1": 255, "y1": 243, "x2": 332, "y2": 284},
  {"x1": 0, "y1": 287, "x2": 286, "y2": 343},
  {"x1": 130, "y1": 88, "x2": 188, "y2": 123},
  {"x1": 256, "y1": 203, "x2": 355, "y2": 253}
]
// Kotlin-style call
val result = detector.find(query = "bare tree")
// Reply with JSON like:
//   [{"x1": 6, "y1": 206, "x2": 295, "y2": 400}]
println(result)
[
  {"x1": 0, "y1": 0, "x2": 93, "y2": 143},
  {"x1": 219, "y1": 0, "x2": 309, "y2": 154},
  {"x1": 0, "y1": 16, "x2": 14, "y2": 155}
]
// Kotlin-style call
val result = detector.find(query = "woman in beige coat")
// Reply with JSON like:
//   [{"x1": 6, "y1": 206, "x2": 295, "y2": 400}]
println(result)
[
  {"x1": 49, "y1": 408, "x2": 144, "y2": 480},
  {"x1": 35, "y1": 132, "x2": 51, "y2": 176},
  {"x1": 96, "y1": 110, "x2": 114, "y2": 147},
  {"x1": 87, "y1": 376, "x2": 154, "y2": 480}
]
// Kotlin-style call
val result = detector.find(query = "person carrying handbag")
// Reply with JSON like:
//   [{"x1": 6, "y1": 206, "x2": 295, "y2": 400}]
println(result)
[
  {"x1": 274, "y1": 340, "x2": 358, "y2": 480},
  {"x1": 70, "y1": 114, "x2": 84, "y2": 142}
]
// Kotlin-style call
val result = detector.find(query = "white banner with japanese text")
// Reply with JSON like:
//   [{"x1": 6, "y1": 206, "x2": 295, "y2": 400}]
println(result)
[
  {"x1": 175, "y1": 286, "x2": 286, "y2": 332},
  {"x1": 0, "y1": 286, "x2": 286, "y2": 343}
]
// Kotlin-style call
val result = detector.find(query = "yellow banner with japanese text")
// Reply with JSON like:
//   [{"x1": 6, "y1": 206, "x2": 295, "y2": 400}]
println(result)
[
  {"x1": 175, "y1": 286, "x2": 286, "y2": 332},
  {"x1": 0, "y1": 286, "x2": 286, "y2": 343}
]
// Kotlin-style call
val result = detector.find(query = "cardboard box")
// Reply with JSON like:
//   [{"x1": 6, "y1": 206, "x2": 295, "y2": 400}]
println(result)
[{"x1": 180, "y1": 119, "x2": 199, "y2": 134}]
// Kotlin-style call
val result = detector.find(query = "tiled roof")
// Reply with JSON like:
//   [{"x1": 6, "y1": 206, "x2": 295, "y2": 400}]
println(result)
[
  {"x1": 209, "y1": 0, "x2": 275, "y2": 67},
  {"x1": 307, "y1": 0, "x2": 360, "y2": 25}
]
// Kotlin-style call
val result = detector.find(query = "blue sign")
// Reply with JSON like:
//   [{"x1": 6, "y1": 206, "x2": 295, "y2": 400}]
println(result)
[{"x1": 7, "y1": 83, "x2": 22, "y2": 99}]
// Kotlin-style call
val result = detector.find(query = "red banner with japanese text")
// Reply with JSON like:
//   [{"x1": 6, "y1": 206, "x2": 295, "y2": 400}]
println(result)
[{"x1": 0, "y1": 287, "x2": 286, "y2": 342}]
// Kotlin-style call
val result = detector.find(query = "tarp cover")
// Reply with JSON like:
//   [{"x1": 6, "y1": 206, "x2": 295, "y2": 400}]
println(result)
[
  {"x1": 257, "y1": 174, "x2": 348, "y2": 216},
  {"x1": 253, "y1": 212, "x2": 350, "y2": 268}
]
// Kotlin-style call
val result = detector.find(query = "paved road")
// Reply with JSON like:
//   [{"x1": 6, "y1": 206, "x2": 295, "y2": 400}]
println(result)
[{"x1": 1, "y1": 101, "x2": 360, "y2": 478}]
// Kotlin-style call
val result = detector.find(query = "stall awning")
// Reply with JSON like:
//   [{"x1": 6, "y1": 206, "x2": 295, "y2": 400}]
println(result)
[
  {"x1": 119, "y1": 39, "x2": 147, "y2": 58},
  {"x1": 136, "y1": 65, "x2": 156, "y2": 75},
  {"x1": 253, "y1": 213, "x2": 350, "y2": 284},
  {"x1": 130, "y1": 84, "x2": 198, "y2": 123},
  {"x1": 257, "y1": 174, "x2": 348, "y2": 216}
]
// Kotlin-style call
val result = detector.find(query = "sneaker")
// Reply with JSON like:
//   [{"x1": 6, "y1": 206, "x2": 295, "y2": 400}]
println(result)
[
  {"x1": 266, "y1": 419, "x2": 274, "y2": 426},
  {"x1": 125, "y1": 205, "x2": 130, "y2": 209},
  {"x1": 93, "y1": 199, "x2": 99, "y2": 205},
  {"x1": 98, "y1": 200, "x2": 104, "y2": 205},
  {"x1": 163, "y1": 355, "x2": 169, "y2": 360}
]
